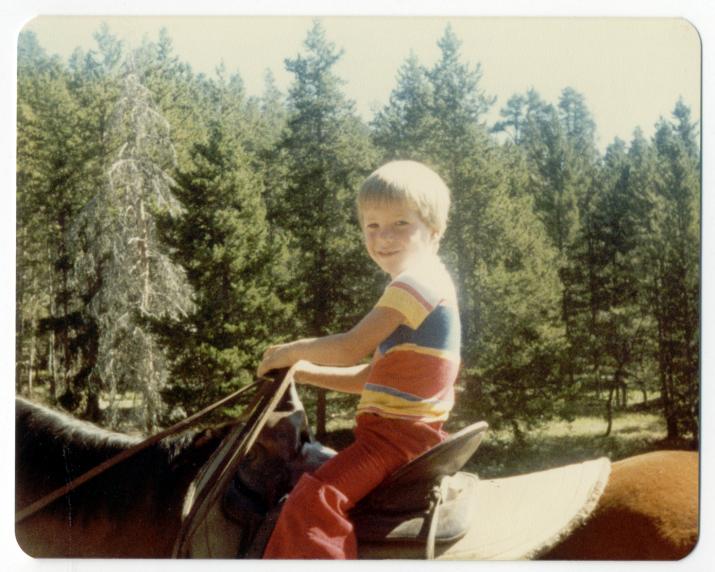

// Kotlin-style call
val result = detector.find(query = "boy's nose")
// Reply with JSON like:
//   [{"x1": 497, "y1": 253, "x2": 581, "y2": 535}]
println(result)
[{"x1": 379, "y1": 227, "x2": 395, "y2": 240}]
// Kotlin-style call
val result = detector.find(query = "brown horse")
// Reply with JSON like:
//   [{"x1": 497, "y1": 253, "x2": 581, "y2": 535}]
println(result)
[
  {"x1": 543, "y1": 449, "x2": 699, "y2": 560},
  {"x1": 15, "y1": 397, "x2": 698, "y2": 560}
]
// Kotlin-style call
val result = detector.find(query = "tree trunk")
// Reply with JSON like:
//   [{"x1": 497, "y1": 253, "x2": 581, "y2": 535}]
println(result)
[
  {"x1": 27, "y1": 320, "x2": 36, "y2": 399},
  {"x1": 591, "y1": 363, "x2": 602, "y2": 399},
  {"x1": 85, "y1": 388, "x2": 101, "y2": 422},
  {"x1": 652, "y1": 271, "x2": 679, "y2": 441},
  {"x1": 312, "y1": 231, "x2": 329, "y2": 438},
  {"x1": 139, "y1": 198, "x2": 158, "y2": 431},
  {"x1": 144, "y1": 344, "x2": 157, "y2": 432},
  {"x1": 26, "y1": 273, "x2": 39, "y2": 399},
  {"x1": 662, "y1": 369, "x2": 679, "y2": 440},
  {"x1": 316, "y1": 389, "x2": 327, "y2": 440},
  {"x1": 604, "y1": 385, "x2": 614, "y2": 436},
  {"x1": 84, "y1": 373, "x2": 102, "y2": 423},
  {"x1": 48, "y1": 335, "x2": 56, "y2": 398},
  {"x1": 510, "y1": 418, "x2": 525, "y2": 447},
  {"x1": 60, "y1": 240, "x2": 72, "y2": 399}
]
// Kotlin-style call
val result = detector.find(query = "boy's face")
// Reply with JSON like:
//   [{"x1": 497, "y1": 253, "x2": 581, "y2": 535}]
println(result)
[{"x1": 360, "y1": 201, "x2": 439, "y2": 278}]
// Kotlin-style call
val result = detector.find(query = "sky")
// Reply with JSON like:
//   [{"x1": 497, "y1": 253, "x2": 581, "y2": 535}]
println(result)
[{"x1": 22, "y1": 15, "x2": 701, "y2": 152}]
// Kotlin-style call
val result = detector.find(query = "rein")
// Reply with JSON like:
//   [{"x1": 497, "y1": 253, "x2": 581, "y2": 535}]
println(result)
[{"x1": 16, "y1": 380, "x2": 268, "y2": 524}]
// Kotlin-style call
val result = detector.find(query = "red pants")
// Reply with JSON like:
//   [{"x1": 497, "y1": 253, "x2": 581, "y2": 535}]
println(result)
[{"x1": 263, "y1": 413, "x2": 446, "y2": 559}]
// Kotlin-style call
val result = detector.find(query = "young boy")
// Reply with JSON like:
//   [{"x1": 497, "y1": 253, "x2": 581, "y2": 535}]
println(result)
[{"x1": 257, "y1": 160, "x2": 461, "y2": 559}]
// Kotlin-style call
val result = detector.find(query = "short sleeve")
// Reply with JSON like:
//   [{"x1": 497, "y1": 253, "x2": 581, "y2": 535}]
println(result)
[{"x1": 375, "y1": 273, "x2": 442, "y2": 330}]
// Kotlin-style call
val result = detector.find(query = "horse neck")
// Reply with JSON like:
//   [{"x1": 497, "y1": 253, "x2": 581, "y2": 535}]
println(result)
[{"x1": 14, "y1": 398, "x2": 225, "y2": 506}]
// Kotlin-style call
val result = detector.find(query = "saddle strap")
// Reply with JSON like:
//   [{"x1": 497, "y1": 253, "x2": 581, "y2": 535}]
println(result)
[
  {"x1": 425, "y1": 481, "x2": 444, "y2": 560},
  {"x1": 243, "y1": 498, "x2": 285, "y2": 558}
]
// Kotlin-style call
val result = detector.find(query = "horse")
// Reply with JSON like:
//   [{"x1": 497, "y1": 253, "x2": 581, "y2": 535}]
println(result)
[
  {"x1": 542, "y1": 449, "x2": 698, "y2": 560},
  {"x1": 15, "y1": 395, "x2": 699, "y2": 560}
]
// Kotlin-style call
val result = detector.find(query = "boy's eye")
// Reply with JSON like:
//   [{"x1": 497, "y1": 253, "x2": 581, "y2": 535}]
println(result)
[{"x1": 396, "y1": 220, "x2": 410, "y2": 226}]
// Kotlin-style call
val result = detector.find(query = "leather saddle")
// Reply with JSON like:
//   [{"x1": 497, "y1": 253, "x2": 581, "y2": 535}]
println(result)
[{"x1": 224, "y1": 420, "x2": 489, "y2": 558}]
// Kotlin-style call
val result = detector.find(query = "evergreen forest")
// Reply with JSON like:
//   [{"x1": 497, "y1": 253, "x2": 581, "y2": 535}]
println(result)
[{"x1": 16, "y1": 21, "x2": 700, "y2": 458}]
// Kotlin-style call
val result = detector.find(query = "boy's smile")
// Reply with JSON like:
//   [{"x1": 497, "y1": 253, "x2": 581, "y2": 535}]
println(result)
[{"x1": 361, "y1": 202, "x2": 439, "y2": 278}]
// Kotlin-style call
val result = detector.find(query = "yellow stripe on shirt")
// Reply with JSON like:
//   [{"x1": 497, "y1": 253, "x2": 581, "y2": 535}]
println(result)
[
  {"x1": 357, "y1": 387, "x2": 453, "y2": 421},
  {"x1": 382, "y1": 343, "x2": 460, "y2": 362},
  {"x1": 377, "y1": 286, "x2": 430, "y2": 330}
]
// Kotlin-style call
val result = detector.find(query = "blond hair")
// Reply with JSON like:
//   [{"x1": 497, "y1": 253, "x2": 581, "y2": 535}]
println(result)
[{"x1": 357, "y1": 160, "x2": 451, "y2": 238}]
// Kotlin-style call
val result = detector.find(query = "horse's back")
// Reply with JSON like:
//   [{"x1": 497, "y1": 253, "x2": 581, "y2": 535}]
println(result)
[{"x1": 545, "y1": 450, "x2": 699, "y2": 560}]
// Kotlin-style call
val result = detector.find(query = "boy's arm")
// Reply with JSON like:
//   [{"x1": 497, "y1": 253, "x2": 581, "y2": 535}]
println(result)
[
  {"x1": 257, "y1": 306, "x2": 403, "y2": 377},
  {"x1": 292, "y1": 361, "x2": 371, "y2": 395}
]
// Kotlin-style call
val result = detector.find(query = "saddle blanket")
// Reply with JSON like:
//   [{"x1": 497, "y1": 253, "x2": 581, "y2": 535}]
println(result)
[{"x1": 359, "y1": 457, "x2": 611, "y2": 560}]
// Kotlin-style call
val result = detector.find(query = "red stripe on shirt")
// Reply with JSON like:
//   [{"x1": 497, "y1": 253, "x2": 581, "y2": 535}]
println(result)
[
  {"x1": 391, "y1": 281, "x2": 435, "y2": 312},
  {"x1": 369, "y1": 351, "x2": 459, "y2": 400}
]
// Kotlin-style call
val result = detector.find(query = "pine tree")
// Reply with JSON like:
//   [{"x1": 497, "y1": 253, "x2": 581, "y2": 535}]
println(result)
[
  {"x1": 154, "y1": 112, "x2": 295, "y2": 414},
  {"x1": 17, "y1": 31, "x2": 99, "y2": 408},
  {"x1": 461, "y1": 147, "x2": 565, "y2": 436},
  {"x1": 492, "y1": 94, "x2": 528, "y2": 145},
  {"x1": 133, "y1": 28, "x2": 207, "y2": 167},
  {"x1": 52, "y1": 26, "x2": 127, "y2": 418},
  {"x1": 625, "y1": 128, "x2": 660, "y2": 405},
  {"x1": 427, "y1": 25, "x2": 494, "y2": 160},
  {"x1": 558, "y1": 87, "x2": 597, "y2": 161},
  {"x1": 239, "y1": 70, "x2": 287, "y2": 165},
  {"x1": 566, "y1": 137, "x2": 653, "y2": 433},
  {"x1": 371, "y1": 52, "x2": 435, "y2": 159},
  {"x1": 258, "y1": 69, "x2": 287, "y2": 144},
  {"x1": 70, "y1": 62, "x2": 193, "y2": 430},
  {"x1": 66, "y1": 23, "x2": 124, "y2": 171},
  {"x1": 517, "y1": 89, "x2": 579, "y2": 254},
  {"x1": 244, "y1": 70, "x2": 290, "y2": 221},
  {"x1": 642, "y1": 103, "x2": 700, "y2": 443},
  {"x1": 268, "y1": 20, "x2": 379, "y2": 435},
  {"x1": 16, "y1": 31, "x2": 57, "y2": 399},
  {"x1": 420, "y1": 26, "x2": 497, "y2": 349},
  {"x1": 507, "y1": 88, "x2": 601, "y2": 399},
  {"x1": 69, "y1": 39, "x2": 129, "y2": 406}
]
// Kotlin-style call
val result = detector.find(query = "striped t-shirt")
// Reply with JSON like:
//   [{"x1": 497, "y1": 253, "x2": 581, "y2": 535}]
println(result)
[{"x1": 357, "y1": 259, "x2": 461, "y2": 423}]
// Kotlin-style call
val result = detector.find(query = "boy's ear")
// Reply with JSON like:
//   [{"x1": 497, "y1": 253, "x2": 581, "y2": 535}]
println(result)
[{"x1": 430, "y1": 230, "x2": 442, "y2": 252}]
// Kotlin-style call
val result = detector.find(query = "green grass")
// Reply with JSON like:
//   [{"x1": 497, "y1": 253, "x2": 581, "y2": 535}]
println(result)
[
  {"x1": 469, "y1": 411, "x2": 671, "y2": 478},
  {"x1": 320, "y1": 403, "x2": 693, "y2": 479}
]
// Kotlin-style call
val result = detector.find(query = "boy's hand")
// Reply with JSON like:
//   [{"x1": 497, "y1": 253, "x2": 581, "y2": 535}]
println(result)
[{"x1": 257, "y1": 343, "x2": 295, "y2": 377}]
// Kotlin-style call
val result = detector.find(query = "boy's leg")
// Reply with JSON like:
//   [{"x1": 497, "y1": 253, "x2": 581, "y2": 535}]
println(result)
[{"x1": 263, "y1": 415, "x2": 444, "y2": 559}]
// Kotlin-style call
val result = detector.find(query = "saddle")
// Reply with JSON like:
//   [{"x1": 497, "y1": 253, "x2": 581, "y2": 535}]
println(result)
[
  {"x1": 223, "y1": 420, "x2": 489, "y2": 558},
  {"x1": 352, "y1": 421, "x2": 488, "y2": 558}
]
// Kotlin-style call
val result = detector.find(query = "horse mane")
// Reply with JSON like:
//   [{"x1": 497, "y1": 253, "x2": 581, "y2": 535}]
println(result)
[
  {"x1": 15, "y1": 396, "x2": 208, "y2": 458},
  {"x1": 16, "y1": 396, "x2": 142, "y2": 452}
]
